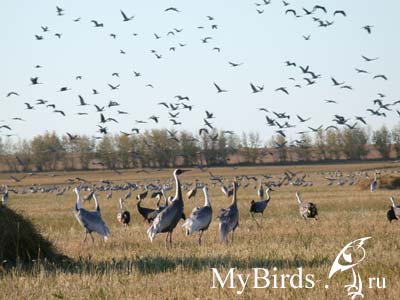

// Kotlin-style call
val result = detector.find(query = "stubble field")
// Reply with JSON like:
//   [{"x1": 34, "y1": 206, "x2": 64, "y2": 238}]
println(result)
[{"x1": 0, "y1": 162, "x2": 399, "y2": 300}]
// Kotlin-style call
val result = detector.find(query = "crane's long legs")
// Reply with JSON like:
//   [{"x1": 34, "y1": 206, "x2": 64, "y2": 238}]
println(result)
[
  {"x1": 165, "y1": 232, "x2": 169, "y2": 248},
  {"x1": 198, "y1": 231, "x2": 203, "y2": 246},
  {"x1": 252, "y1": 213, "x2": 261, "y2": 227}
]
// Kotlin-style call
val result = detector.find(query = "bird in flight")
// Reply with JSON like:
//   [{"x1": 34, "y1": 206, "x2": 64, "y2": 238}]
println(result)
[
  {"x1": 250, "y1": 83, "x2": 263, "y2": 93},
  {"x1": 373, "y1": 74, "x2": 388, "y2": 80},
  {"x1": 24, "y1": 103, "x2": 34, "y2": 110},
  {"x1": 331, "y1": 77, "x2": 344, "y2": 86},
  {"x1": 165, "y1": 7, "x2": 180, "y2": 13},
  {"x1": 229, "y1": 61, "x2": 243, "y2": 67},
  {"x1": 78, "y1": 95, "x2": 89, "y2": 106},
  {"x1": 108, "y1": 83, "x2": 120, "y2": 90},
  {"x1": 214, "y1": 83, "x2": 228, "y2": 93},
  {"x1": 325, "y1": 99, "x2": 337, "y2": 104},
  {"x1": 362, "y1": 25, "x2": 374, "y2": 34},
  {"x1": 91, "y1": 20, "x2": 104, "y2": 27},
  {"x1": 362, "y1": 55, "x2": 379, "y2": 62},
  {"x1": 333, "y1": 10, "x2": 346, "y2": 17},
  {"x1": 275, "y1": 87, "x2": 289, "y2": 95},
  {"x1": 120, "y1": 10, "x2": 134, "y2": 22},
  {"x1": 6, "y1": 91, "x2": 19, "y2": 97},
  {"x1": 30, "y1": 77, "x2": 41, "y2": 85}
]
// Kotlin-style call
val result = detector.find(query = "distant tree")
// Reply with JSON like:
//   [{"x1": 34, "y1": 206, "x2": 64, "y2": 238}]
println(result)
[
  {"x1": 392, "y1": 124, "x2": 400, "y2": 158},
  {"x1": 148, "y1": 129, "x2": 176, "y2": 167},
  {"x1": 96, "y1": 135, "x2": 117, "y2": 169},
  {"x1": 14, "y1": 139, "x2": 32, "y2": 172},
  {"x1": 296, "y1": 133, "x2": 312, "y2": 161},
  {"x1": 241, "y1": 131, "x2": 261, "y2": 164},
  {"x1": 314, "y1": 129, "x2": 326, "y2": 160},
  {"x1": 115, "y1": 134, "x2": 132, "y2": 168},
  {"x1": 372, "y1": 125, "x2": 391, "y2": 159},
  {"x1": 75, "y1": 135, "x2": 95, "y2": 170},
  {"x1": 179, "y1": 131, "x2": 199, "y2": 166},
  {"x1": 325, "y1": 129, "x2": 342, "y2": 160},
  {"x1": 30, "y1": 132, "x2": 64, "y2": 171},
  {"x1": 269, "y1": 135, "x2": 287, "y2": 162},
  {"x1": 342, "y1": 128, "x2": 369, "y2": 160},
  {"x1": 199, "y1": 129, "x2": 219, "y2": 166}
]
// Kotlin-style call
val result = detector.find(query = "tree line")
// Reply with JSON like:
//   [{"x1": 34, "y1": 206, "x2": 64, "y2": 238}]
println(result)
[{"x1": 0, "y1": 124, "x2": 399, "y2": 172}]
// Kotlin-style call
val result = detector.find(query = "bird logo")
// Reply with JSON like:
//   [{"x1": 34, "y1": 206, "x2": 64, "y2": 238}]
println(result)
[{"x1": 328, "y1": 237, "x2": 371, "y2": 299}]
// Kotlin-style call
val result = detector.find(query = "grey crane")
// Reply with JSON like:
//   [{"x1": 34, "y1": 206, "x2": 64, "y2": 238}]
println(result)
[
  {"x1": 1, "y1": 185, "x2": 9, "y2": 205},
  {"x1": 250, "y1": 188, "x2": 273, "y2": 225},
  {"x1": 117, "y1": 198, "x2": 131, "y2": 227},
  {"x1": 147, "y1": 169, "x2": 188, "y2": 246},
  {"x1": 186, "y1": 179, "x2": 198, "y2": 200},
  {"x1": 74, "y1": 187, "x2": 110, "y2": 242},
  {"x1": 295, "y1": 192, "x2": 318, "y2": 221},
  {"x1": 387, "y1": 197, "x2": 400, "y2": 222},
  {"x1": 218, "y1": 178, "x2": 239, "y2": 244},
  {"x1": 182, "y1": 186, "x2": 213, "y2": 245},
  {"x1": 370, "y1": 173, "x2": 377, "y2": 192}
]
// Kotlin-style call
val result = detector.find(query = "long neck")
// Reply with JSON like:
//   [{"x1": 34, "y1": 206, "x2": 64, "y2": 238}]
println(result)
[
  {"x1": 174, "y1": 173, "x2": 183, "y2": 204},
  {"x1": 93, "y1": 193, "x2": 100, "y2": 211},
  {"x1": 231, "y1": 182, "x2": 237, "y2": 206},
  {"x1": 296, "y1": 193, "x2": 302, "y2": 205},
  {"x1": 75, "y1": 190, "x2": 81, "y2": 211},
  {"x1": 203, "y1": 189, "x2": 211, "y2": 207},
  {"x1": 266, "y1": 189, "x2": 271, "y2": 201},
  {"x1": 119, "y1": 198, "x2": 124, "y2": 210},
  {"x1": 390, "y1": 197, "x2": 396, "y2": 208}
]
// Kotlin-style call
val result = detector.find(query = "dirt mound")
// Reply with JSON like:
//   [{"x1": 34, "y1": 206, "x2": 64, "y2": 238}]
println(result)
[
  {"x1": 0, "y1": 205, "x2": 65, "y2": 263},
  {"x1": 358, "y1": 175, "x2": 400, "y2": 190}
]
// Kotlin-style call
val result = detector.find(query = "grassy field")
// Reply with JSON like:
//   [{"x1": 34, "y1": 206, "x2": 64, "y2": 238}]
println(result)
[{"x1": 0, "y1": 162, "x2": 399, "y2": 300}]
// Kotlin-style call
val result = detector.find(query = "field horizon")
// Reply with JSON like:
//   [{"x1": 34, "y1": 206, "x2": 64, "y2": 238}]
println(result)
[{"x1": 1, "y1": 162, "x2": 399, "y2": 299}]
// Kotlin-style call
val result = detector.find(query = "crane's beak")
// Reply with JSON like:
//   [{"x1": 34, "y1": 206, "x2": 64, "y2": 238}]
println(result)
[{"x1": 180, "y1": 169, "x2": 190, "y2": 173}]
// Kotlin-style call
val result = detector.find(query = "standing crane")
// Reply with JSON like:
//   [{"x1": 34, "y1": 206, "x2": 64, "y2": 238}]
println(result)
[
  {"x1": 250, "y1": 188, "x2": 273, "y2": 225},
  {"x1": 370, "y1": 173, "x2": 377, "y2": 192},
  {"x1": 295, "y1": 192, "x2": 318, "y2": 221},
  {"x1": 74, "y1": 187, "x2": 110, "y2": 242},
  {"x1": 218, "y1": 178, "x2": 239, "y2": 244},
  {"x1": 182, "y1": 186, "x2": 213, "y2": 245},
  {"x1": 1, "y1": 185, "x2": 9, "y2": 205},
  {"x1": 186, "y1": 179, "x2": 198, "y2": 200},
  {"x1": 117, "y1": 198, "x2": 131, "y2": 226},
  {"x1": 387, "y1": 196, "x2": 400, "y2": 222},
  {"x1": 147, "y1": 169, "x2": 188, "y2": 247}
]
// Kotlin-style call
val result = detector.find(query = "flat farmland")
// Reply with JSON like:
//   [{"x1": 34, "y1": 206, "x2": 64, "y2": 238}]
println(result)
[{"x1": 0, "y1": 162, "x2": 399, "y2": 300}]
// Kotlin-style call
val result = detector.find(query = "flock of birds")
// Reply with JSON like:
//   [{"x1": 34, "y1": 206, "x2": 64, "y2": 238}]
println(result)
[
  {"x1": 0, "y1": 2, "x2": 397, "y2": 148},
  {"x1": 3, "y1": 167, "x2": 399, "y2": 247},
  {"x1": 71, "y1": 169, "x2": 320, "y2": 246}
]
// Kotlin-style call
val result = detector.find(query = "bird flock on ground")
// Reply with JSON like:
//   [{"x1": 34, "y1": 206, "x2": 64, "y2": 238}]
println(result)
[
  {"x1": 0, "y1": 1, "x2": 398, "y2": 145},
  {"x1": 2, "y1": 166, "x2": 400, "y2": 247}
]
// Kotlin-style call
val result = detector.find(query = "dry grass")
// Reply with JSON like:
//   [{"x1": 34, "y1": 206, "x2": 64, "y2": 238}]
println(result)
[
  {"x1": 0, "y1": 162, "x2": 399, "y2": 299},
  {"x1": 359, "y1": 174, "x2": 400, "y2": 191}
]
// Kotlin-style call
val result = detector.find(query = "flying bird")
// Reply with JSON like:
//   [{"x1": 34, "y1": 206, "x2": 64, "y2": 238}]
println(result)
[
  {"x1": 275, "y1": 87, "x2": 289, "y2": 95},
  {"x1": 120, "y1": 10, "x2": 134, "y2": 21},
  {"x1": 214, "y1": 83, "x2": 228, "y2": 93}
]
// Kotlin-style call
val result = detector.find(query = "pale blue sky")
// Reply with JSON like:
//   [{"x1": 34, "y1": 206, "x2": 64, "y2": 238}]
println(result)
[{"x1": 0, "y1": 0, "x2": 399, "y2": 142}]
